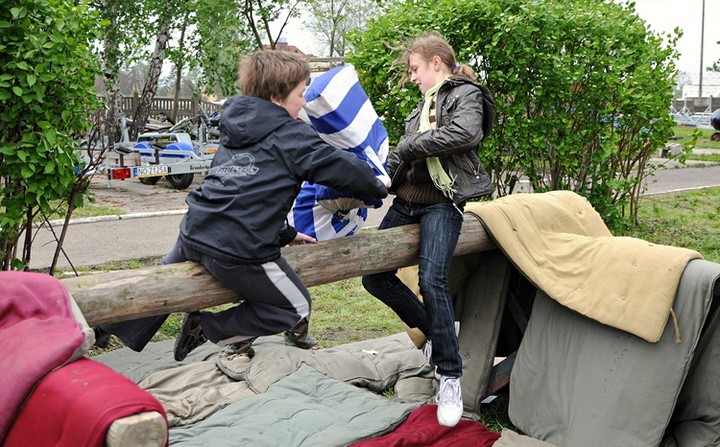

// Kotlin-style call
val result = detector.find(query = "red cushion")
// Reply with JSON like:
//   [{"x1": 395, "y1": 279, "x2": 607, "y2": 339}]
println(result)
[
  {"x1": 4, "y1": 358, "x2": 168, "y2": 447},
  {"x1": 351, "y1": 405, "x2": 501, "y2": 447},
  {"x1": 0, "y1": 271, "x2": 86, "y2": 443}
]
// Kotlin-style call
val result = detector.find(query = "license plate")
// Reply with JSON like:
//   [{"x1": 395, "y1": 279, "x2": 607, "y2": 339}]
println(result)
[{"x1": 133, "y1": 165, "x2": 169, "y2": 177}]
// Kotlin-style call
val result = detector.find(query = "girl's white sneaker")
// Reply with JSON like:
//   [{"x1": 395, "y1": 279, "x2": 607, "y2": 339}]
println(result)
[{"x1": 436, "y1": 375, "x2": 463, "y2": 427}]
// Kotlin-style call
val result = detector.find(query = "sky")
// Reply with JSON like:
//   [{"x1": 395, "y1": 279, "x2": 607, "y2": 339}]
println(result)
[
  {"x1": 621, "y1": 0, "x2": 720, "y2": 76},
  {"x1": 276, "y1": 1, "x2": 720, "y2": 78}
]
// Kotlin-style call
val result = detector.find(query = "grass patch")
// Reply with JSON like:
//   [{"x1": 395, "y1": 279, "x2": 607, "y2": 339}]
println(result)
[
  {"x1": 309, "y1": 277, "x2": 405, "y2": 347},
  {"x1": 627, "y1": 187, "x2": 720, "y2": 262},
  {"x1": 47, "y1": 203, "x2": 124, "y2": 220},
  {"x1": 686, "y1": 152, "x2": 720, "y2": 163},
  {"x1": 477, "y1": 390, "x2": 517, "y2": 433},
  {"x1": 72, "y1": 204, "x2": 125, "y2": 218},
  {"x1": 672, "y1": 125, "x2": 720, "y2": 150}
]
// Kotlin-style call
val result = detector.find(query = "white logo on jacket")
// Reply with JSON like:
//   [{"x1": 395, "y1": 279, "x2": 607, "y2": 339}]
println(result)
[{"x1": 208, "y1": 153, "x2": 259, "y2": 178}]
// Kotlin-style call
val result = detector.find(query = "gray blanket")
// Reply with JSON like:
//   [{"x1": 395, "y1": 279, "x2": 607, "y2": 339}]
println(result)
[
  {"x1": 169, "y1": 364, "x2": 421, "y2": 447},
  {"x1": 509, "y1": 259, "x2": 720, "y2": 446},
  {"x1": 95, "y1": 333, "x2": 435, "y2": 427}
]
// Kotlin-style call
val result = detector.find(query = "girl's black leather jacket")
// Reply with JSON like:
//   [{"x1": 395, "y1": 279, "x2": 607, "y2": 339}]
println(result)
[{"x1": 387, "y1": 76, "x2": 494, "y2": 204}]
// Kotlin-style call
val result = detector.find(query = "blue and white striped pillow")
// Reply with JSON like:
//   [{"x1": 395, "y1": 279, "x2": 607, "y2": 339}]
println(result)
[{"x1": 288, "y1": 65, "x2": 389, "y2": 241}]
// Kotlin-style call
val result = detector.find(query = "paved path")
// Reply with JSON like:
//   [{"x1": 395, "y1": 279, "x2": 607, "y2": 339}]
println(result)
[{"x1": 30, "y1": 160, "x2": 720, "y2": 271}]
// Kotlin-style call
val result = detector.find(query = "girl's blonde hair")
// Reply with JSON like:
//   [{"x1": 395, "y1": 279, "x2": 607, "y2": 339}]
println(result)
[
  {"x1": 238, "y1": 50, "x2": 310, "y2": 101},
  {"x1": 398, "y1": 32, "x2": 476, "y2": 83}
]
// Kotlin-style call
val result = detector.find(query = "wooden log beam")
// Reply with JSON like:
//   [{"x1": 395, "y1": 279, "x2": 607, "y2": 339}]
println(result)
[{"x1": 63, "y1": 213, "x2": 495, "y2": 326}]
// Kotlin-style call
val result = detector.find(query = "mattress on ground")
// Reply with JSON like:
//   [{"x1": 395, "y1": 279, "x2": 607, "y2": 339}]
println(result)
[
  {"x1": 95, "y1": 333, "x2": 435, "y2": 428},
  {"x1": 92, "y1": 339, "x2": 221, "y2": 383},
  {"x1": 661, "y1": 266, "x2": 720, "y2": 446},
  {"x1": 509, "y1": 259, "x2": 720, "y2": 446},
  {"x1": 169, "y1": 364, "x2": 420, "y2": 447}
]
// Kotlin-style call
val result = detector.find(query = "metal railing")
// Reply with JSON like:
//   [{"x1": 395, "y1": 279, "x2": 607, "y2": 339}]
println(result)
[{"x1": 670, "y1": 97, "x2": 719, "y2": 128}]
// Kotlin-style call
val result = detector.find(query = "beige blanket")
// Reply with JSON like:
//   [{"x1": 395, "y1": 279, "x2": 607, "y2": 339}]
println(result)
[{"x1": 465, "y1": 191, "x2": 702, "y2": 343}]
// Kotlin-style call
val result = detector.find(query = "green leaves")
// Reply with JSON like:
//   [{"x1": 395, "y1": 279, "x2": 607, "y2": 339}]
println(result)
[
  {"x1": 1, "y1": 0, "x2": 103, "y2": 269},
  {"x1": 349, "y1": 0, "x2": 679, "y2": 230},
  {"x1": 10, "y1": 7, "x2": 26, "y2": 19}
]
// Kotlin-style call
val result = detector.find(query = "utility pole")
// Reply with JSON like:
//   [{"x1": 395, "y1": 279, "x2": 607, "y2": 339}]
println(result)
[{"x1": 699, "y1": 0, "x2": 705, "y2": 100}]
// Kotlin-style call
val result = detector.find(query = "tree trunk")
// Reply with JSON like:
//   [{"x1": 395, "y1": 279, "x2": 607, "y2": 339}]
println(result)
[
  {"x1": 49, "y1": 175, "x2": 92, "y2": 275},
  {"x1": 172, "y1": 18, "x2": 188, "y2": 122},
  {"x1": 63, "y1": 216, "x2": 496, "y2": 326},
  {"x1": 172, "y1": 62, "x2": 183, "y2": 122},
  {"x1": 130, "y1": 21, "x2": 171, "y2": 140}
]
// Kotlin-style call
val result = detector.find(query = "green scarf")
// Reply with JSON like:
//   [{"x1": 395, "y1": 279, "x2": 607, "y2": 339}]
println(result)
[{"x1": 419, "y1": 79, "x2": 456, "y2": 200}]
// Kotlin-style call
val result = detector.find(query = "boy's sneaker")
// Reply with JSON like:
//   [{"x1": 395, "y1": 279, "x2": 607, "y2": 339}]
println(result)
[
  {"x1": 93, "y1": 327, "x2": 112, "y2": 349},
  {"x1": 174, "y1": 311, "x2": 207, "y2": 361},
  {"x1": 284, "y1": 318, "x2": 316, "y2": 349},
  {"x1": 284, "y1": 331, "x2": 316, "y2": 349},
  {"x1": 436, "y1": 376, "x2": 463, "y2": 427},
  {"x1": 224, "y1": 338, "x2": 256, "y2": 359}
]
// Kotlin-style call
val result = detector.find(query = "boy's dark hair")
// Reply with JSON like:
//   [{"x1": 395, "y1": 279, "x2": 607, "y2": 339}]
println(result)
[{"x1": 238, "y1": 50, "x2": 310, "y2": 102}]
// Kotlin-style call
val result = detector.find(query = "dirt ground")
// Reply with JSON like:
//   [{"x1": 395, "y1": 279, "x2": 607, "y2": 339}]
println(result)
[
  {"x1": 89, "y1": 173, "x2": 200, "y2": 214},
  {"x1": 88, "y1": 172, "x2": 392, "y2": 228}
]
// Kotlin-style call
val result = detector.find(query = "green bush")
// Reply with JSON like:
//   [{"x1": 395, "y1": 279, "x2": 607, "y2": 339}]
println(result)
[
  {"x1": 0, "y1": 0, "x2": 103, "y2": 269},
  {"x1": 347, "y1": 0, "x2": 680, "y2": 230}
]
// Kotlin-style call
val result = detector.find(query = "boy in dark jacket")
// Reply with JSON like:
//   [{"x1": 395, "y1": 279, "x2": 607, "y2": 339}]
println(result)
[{"x1": 99, "y1": 50, "x2": 388, "y2": 361}]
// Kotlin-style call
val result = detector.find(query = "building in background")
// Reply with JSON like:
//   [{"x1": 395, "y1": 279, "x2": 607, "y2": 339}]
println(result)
[
  {"x1": 263, "y1": 37, "x2": 306, "y2": 56},
  {"x1": 682, "y1": 72, "x2": 720, "y2": 99}
]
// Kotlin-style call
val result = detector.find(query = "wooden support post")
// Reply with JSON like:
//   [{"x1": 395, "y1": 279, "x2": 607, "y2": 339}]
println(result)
[
  {"x1": 63, "y1": 214, "x2": 495, "y2": 327},
  {"x1": 484, "y1": 352, "x2": 517, "y2": 398},
  {"x1": 454, "y1": 249, "x2": 513, "y2": 411}
]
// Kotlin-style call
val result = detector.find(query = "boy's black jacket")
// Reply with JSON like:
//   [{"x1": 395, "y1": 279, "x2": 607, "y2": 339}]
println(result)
[{"x1": 179, "y1": 95, "x2": 388, "y2": 264}]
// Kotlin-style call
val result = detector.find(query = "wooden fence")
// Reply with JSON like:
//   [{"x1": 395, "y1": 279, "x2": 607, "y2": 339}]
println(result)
[{"x1": 119, "y1": 96, "x2": 224, "y2": 121}]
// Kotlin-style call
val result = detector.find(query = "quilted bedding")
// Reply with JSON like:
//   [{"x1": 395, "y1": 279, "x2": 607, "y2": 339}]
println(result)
[
  {"x1": 169, "y1": 364, "x2": 420, "y2": 447},
  {"x1": 466, "y1": 191, "x2": 702, "y2": 342}
]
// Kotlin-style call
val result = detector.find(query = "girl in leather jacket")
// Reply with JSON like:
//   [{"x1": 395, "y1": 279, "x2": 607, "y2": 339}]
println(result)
[{"x1": 362, "y1": 32, "x2": 494, "y2": 428}]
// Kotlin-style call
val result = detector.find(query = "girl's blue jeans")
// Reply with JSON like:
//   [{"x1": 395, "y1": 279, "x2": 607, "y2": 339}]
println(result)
[{"x1": 362, "y1": 197, "x2": 464, "y2": 378}]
